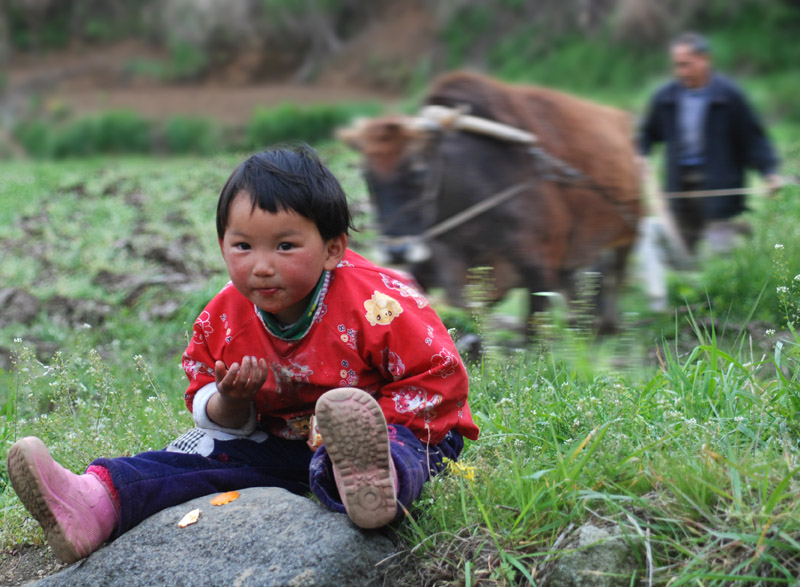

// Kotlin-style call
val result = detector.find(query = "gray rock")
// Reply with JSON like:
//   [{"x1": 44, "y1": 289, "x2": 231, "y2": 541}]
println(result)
[
  {"x1": 547, "y1": 523, "x2": 640, "y2": 586},
  {"x1": 32, "y1": 487, "x2": 397, "y2": 587}
]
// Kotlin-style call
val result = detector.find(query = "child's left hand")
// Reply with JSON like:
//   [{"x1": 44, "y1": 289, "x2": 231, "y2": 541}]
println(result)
[
  {"x1": 207, "y1": 356, "x2": 268, "y2": 429},
  {"x1": 214, "y1": 356, "x2": 269, "y2": 402}
]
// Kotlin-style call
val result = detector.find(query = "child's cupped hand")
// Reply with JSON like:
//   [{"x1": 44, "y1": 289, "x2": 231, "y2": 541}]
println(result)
[{"x1": 214, "y1": 356, "x2": 269, "y2": 401}]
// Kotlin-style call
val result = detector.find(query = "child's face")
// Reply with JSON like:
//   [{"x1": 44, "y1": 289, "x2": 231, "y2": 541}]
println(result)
[{"x1": 219, "y1": 192, "x2": 346, "y2": 324}]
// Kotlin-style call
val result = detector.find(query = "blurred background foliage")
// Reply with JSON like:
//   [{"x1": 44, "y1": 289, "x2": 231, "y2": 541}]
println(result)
[
  {"x1": 1, "y1": 0, "x2": 799, "y2": 158},
  {"x1": 2, "y1": 5, "x2": 800, "y2": 578},
  {"x1": 1, "y1": 0, "x2": 798, "y2": 331}
]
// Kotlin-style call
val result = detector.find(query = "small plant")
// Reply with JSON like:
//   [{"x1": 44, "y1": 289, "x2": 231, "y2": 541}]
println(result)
[{"x1": 773, "y1": 243, "x2": 800, "y2": 328}]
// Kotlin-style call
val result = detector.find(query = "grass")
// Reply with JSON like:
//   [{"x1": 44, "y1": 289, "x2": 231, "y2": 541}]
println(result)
[
  {"x1": 387, "y1": 314, "x2": 800, "y2": 583},
  {"x1": 1, "y1": 141, "x2": 800, "y2": 583}
]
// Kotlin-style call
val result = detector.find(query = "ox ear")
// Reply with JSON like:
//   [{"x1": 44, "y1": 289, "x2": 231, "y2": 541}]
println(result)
[{"x1": 335, "y1": 118, "x2": 369, "y2": 152}]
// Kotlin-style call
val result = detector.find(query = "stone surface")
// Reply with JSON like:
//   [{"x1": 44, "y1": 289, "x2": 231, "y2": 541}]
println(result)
[
  {"x1": 32, "y1": 487, "x2": 397, "y2": 587},
  {"x1": 546, "y1": 523, "x2": 640, "y2": 586}
]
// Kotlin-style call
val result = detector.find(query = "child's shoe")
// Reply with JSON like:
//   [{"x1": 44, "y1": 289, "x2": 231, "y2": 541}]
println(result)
[
  {"x1": 315, "y1": 387, "x2": 398, "y2": 529},
  {"x1": 7, "y1": 436, "x2": 118, "y2": 563}
]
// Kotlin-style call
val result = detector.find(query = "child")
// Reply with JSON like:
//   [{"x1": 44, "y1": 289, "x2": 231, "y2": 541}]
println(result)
[{"x1": 7, "y1": 145, "x2": 479, "y2": 563}]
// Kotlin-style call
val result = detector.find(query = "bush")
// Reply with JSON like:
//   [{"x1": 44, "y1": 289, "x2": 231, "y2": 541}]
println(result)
[
  {"x1": 14, "y1": 110, "x2": 152, "y2": 159},
  {"x1": 50, "y1": 116, "x2": 101, "y2": 158},
  {"x1": 12, "y1": 103, "x2": 384, "y2": 159},
  {"x1": 92, "y1": 110, "x2": 152, "y2": 154},
  {"x1": 162, "y1": 116, "x2": 220, "y2": 155},
  {"x1": 14, "y1": 119, "x2": 51, "y2": 158},
  {"x1": 245, "y1": 102, "x2": 383, "y2": 150}
]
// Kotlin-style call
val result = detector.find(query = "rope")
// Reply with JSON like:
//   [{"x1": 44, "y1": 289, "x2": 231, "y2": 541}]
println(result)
[
  {"x1": 379, "y1": 181, "x2": 534, "y2": 247},
  {"x1": 660, "y1": 186, "x2": 769, "y2": 199}
]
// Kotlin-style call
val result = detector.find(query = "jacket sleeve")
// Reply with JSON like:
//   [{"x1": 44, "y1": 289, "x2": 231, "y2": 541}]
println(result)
[
  {"x1": 181, "y1": 308, "x2": 220, "y2": 413},
  {"x1": 730, "y1": 85, "x2": 780, "y2": 176},
  {"x1": 637, "y1": 90, "x2": 664, "y2": 156},
  {"x1": 359, "y1": 289, "x2": 479, "y2": 445}
]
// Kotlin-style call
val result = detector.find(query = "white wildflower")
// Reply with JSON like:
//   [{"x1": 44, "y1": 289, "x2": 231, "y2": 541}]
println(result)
[{"x1": 775, "y1": 243, "x2": 785, "y2": 250}]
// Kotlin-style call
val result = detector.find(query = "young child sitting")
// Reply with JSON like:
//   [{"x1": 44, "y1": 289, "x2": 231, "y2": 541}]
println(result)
[{"x1": 7, "y1": 145, "x2": 479, "y2": 563}]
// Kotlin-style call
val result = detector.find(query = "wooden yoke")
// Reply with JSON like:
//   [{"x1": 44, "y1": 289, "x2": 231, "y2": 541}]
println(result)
[{"x1": 418, "y1": 105, "x2": 538, "y2": 145}]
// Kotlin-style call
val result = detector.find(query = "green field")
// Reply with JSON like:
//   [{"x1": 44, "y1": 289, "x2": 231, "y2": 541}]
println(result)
[
  {"x1": 1, "y1": 136, "x2": 799, "y2": 582},
  {"x1": 4, "y1": 2, "x2": 800, "y2": 582}
]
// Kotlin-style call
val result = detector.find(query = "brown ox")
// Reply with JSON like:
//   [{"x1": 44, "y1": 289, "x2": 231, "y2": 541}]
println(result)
[{"x1": 339, "y1": 71, "x2": 641, "y2": 334}]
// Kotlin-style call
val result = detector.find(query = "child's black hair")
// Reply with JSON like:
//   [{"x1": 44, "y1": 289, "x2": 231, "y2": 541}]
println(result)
[{"x1": 216, "y1": 144, "x2": 355, "y2": 241}]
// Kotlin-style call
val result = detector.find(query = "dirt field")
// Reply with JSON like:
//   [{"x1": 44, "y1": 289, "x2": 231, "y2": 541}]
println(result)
[
  {"x1": 5, "y1": 41, "x2": 400, "y2": 126},
  {"x1": 3, "y1": 0, "x2": 437, "y2": 127}
]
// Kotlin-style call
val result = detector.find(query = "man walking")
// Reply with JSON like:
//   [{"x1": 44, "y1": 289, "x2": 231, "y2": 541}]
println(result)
[{"x1": 638, "y1": 32, "x2": 782, "y2": 255}]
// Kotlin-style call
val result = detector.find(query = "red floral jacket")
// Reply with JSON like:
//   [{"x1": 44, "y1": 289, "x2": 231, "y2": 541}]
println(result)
[{"x1": 182, "y1": 250, "x2": 479, "y2": 445}]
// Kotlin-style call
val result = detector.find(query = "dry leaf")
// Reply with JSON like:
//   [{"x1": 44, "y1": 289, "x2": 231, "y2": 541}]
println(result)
[
  {"x1": 210, "y1": 491, "x2": 240, "y2": 506},
  {"x1": 178, "y1": 508, "x2": 201, "y2": 528},
  {"x1": 308, "y1": 415, "x2": 323, "y2": 449}
]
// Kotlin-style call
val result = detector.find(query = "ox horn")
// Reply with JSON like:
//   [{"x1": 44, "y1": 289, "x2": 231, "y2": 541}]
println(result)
[{"x1": 419, "y1": 105, "x2": 537, "y2": 145}]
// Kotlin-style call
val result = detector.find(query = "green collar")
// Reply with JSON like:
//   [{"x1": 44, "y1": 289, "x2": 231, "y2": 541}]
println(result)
[{"x1": 257, "y1": 271, "x2": 328, "y2": 341}]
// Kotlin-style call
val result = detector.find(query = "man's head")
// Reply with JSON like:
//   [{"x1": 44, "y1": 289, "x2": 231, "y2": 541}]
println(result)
[
  {"x1": 670, "y1": 32, "x2": 712, "y2": 89},
  {"x1": 216, "y1": 145, "x2": 354, "y2": 241}
]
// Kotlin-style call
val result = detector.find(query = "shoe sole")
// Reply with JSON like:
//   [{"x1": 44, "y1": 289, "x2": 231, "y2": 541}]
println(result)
[
  {"x1": 7, "y1": 438, "x2": 82, "y2": 563},
  {"x1": 315, "y1": 388, "x2": 397, "y2": 529}
]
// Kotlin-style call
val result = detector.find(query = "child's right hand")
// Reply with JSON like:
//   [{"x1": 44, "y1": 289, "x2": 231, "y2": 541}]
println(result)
[{"x1": 214, "y1": 356, "x2": 268, "y2": 402}]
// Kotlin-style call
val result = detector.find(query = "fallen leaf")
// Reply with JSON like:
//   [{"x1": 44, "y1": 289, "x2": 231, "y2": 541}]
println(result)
[
  {"x1": 178, "y1": 508, "x2": 201, "y2": 528},
  {"x1": 210, "y1": 490, "x2": 240, "y2": 506},
  {"x1": 308, "y1": 415, "x2": 323, "y2": 449}
]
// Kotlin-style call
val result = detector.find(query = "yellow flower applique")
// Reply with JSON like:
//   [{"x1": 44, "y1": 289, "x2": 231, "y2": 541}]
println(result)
[{"x1": 364, "y1": 291, "x2": 403, "y2": 326}]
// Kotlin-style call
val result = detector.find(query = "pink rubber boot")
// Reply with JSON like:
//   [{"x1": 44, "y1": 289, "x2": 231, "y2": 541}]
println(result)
[
  {"x1": 7, "y1": 437, "x2": 119, "y2": 563},
  {"x1": 315, "y1": 387, "x2": 398, "y2": 529}
]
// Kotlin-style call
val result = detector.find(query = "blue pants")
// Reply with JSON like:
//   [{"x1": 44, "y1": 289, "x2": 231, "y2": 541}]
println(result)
[{"x1": 91, "y1": 424, "x2": 463, "y2": 537}]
